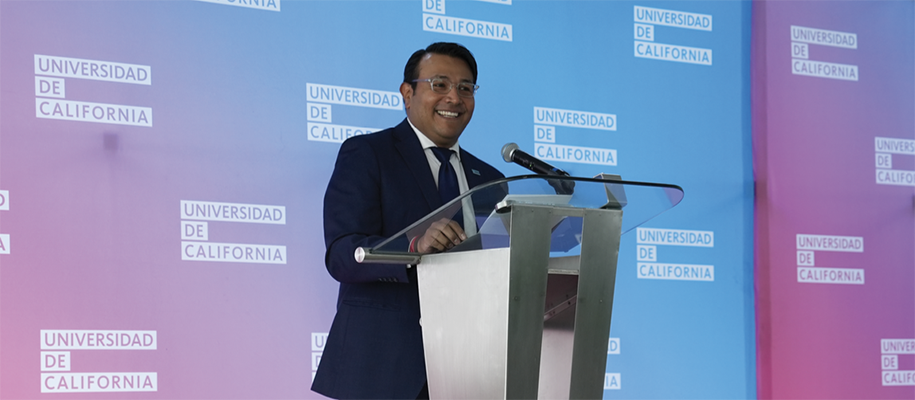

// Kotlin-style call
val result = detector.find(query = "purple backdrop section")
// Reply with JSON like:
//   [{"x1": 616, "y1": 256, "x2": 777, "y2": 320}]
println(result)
[
  {"x1": 753, "y1": 1, "x2": 915, "y2": 398},
  {"x1": 1, "y1": 2, "x2": 333, "y2": 398}
]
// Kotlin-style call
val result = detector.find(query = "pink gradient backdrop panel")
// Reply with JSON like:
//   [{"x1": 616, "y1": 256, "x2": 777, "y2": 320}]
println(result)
[{"x1": 754, "y1": 1, "x2": 915, "y2": 398}]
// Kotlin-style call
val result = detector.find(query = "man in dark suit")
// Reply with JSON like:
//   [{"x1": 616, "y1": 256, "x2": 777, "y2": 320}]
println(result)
[{"x1": 312, "y1": 42, "x2": 505, "y2": 399}]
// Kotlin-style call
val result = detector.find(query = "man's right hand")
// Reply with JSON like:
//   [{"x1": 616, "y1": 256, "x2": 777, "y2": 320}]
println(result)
[{"x1": 416, "y1": 218, "x2": 466, "y2": 254}]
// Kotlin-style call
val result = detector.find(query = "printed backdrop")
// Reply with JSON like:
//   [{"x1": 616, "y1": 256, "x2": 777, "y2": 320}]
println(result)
[
  {"x1": 753, "y1": 1, "x2": 915, "y2": 398},
  {"x1": 0, "y1": 0, "x2": 910, "y2": 399}
]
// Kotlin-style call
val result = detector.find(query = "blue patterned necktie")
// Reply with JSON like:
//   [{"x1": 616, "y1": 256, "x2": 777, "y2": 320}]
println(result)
[{"x1": 430, "y1": 147, "x2": 460, "y2": 204}]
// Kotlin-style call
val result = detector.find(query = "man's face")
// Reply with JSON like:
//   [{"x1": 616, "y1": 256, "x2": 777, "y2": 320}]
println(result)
[{"x1": 401, "y1": 53, "x2": 475, "y2": 148}]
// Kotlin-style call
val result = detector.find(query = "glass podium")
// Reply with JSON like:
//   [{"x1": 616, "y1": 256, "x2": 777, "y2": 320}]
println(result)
[
  {"x1": 356, "y1": 175, "x2": 683, "y2": 400},
  {"x1": 357, "y1": 175, "x2": 683, "y2": 265}
]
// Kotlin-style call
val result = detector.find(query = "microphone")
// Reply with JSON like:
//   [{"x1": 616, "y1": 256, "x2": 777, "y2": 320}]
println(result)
[
  {"x1": 501, "y1": 143, "x2": 574, "y2": 194},
  {"x1": 501, "y1": 143, "x2": 570, "y2": 176}
]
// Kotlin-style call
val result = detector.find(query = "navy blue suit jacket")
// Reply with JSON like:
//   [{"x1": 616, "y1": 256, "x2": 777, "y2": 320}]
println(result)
[{"x1": 312, "y1": 119, "x2": 504, "y2": 399}]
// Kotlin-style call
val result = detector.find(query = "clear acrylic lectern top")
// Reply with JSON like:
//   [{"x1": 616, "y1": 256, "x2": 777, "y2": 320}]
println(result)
[{"x1": 357, "y1": 175, "x2": 683, "y2": 264}]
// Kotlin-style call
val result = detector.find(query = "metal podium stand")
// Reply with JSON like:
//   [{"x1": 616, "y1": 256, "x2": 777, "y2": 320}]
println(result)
[{"x1": 356, "y1": 175, "x2": 683, "y2": 399}]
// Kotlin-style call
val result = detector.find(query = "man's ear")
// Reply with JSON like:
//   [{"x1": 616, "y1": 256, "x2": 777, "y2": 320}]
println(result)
[{"x1": 399, "y1": 82, "x2": 413, "y2": 110}]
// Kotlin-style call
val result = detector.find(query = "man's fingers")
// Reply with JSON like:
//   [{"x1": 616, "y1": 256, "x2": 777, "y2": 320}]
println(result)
[
  {"x1": 419, "y1": 219, "x2": 467, "y2": 253},
  {"x1": 444, "y1": 220, "x2": 467, "y2": 242}
]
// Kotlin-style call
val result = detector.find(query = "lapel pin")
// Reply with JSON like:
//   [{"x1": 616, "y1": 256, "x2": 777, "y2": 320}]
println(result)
[{"x1": 471, "y1": 169, "x2": 481, "y2": 176}]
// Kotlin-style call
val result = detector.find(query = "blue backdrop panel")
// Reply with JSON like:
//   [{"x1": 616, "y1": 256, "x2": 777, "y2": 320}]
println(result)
[{"x1": 0, "y1": 1, "x2": 754, "y2": 398}]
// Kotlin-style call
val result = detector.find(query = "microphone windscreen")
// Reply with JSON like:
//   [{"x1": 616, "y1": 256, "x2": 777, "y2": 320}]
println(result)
[{"x1": 501, "y1": 142, "x2": 519, "y2": 163}]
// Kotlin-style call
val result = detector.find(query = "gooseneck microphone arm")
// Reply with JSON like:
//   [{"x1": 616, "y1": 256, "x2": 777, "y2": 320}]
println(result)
[{"x1": 501, "y1": 143, "x2": 575, "y2": 195}]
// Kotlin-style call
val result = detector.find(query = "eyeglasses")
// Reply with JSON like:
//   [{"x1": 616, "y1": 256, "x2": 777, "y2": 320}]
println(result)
[{"x1": 412, "y1": 78, "x2": 479, "y2": 98}]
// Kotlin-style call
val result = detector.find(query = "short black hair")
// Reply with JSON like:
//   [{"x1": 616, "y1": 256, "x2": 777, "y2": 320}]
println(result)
[{"x1": 403, "y1": 42, "x2": 478, "y2": 89}]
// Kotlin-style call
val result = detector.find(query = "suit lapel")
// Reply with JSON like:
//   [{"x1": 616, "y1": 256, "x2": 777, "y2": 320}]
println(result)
[
  {"x1": 393, "y1": 120, "x2": 441, "y2": 211},
  {"x1": 460, "y1": 149, "x2": 489, "y2": 189}
]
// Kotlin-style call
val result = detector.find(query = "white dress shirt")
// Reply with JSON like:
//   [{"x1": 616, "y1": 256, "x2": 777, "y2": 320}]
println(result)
[{"x1": 407, "y1": 118, "x2": 477, "y2": 235}]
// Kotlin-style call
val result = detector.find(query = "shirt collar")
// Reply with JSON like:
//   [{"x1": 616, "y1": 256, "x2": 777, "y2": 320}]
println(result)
[{"x1": 406, "y1": 118, "x2": 461, "y2": 159}]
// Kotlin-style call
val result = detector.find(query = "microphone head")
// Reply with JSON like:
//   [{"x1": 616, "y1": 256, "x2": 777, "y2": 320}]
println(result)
[{"x1": 501, "y1": 142, "x2": 519, "y2": 163}]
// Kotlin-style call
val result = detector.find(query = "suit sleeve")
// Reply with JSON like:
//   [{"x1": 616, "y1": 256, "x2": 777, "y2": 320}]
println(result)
[{"x1": 323, "y1": 138, "x2": 411, "y2": 284}]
